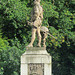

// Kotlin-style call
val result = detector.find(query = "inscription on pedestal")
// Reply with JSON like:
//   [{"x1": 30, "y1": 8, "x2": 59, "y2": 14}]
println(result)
[{"x1": 28, "y1": 63, "x2": 44, "y2": 75}]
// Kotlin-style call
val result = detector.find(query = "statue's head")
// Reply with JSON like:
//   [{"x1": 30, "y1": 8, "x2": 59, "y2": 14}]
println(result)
[{"x1": 34, "y1": 0, "x2": 41, "y2": 5}]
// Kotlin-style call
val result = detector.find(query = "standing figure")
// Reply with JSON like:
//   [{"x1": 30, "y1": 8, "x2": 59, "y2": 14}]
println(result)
[
  {"x1": 40, "y1": 26, "x2": 56, "y2": 47},
  {"x1": 40, "y1": 26, "x2": 49, "y2": 47},
  {"x1": 27, "y1": 0, "x2": 43, "y2": 47}
]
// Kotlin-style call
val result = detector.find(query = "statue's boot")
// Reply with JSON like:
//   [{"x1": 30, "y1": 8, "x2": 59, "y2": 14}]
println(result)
[
  {"x1": 43, "y1": 44, "x2": 46, "y2": 48},
  {"x1": 37, "y1": 43, "x2": 41, "y2": 47},
  {"x1": 26, "y1": 44, "x2": 33, "y2": 47}
]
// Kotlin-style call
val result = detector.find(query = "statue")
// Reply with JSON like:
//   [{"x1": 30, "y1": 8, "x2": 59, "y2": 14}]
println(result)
[
  {"x1": 27, "y1": 0, "x2": 56, "y2": 47},
  {"x1": 40, "y1": 26, "x2": 56, "y2": 47},
  {"x1": 27, "y1": 0, "x2": 43, "y2": 47},
  {"x1": 40, "y1": 26, "x2": 49, "y2": 47}
]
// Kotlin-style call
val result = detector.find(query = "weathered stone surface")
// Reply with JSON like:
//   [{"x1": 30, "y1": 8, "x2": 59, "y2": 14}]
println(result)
[
  {"x1": 25, "y1": 47, "x2": 48, "y2": 55},
  {"x1": 21, "y1": 47, "x2": 52, "y2": 75},
  {"x1": 28, "y1": 63, "x2": 44, "y2": 75},
  {"x1": 26, "y1": 47, "x2": 46, "y2": 51}
]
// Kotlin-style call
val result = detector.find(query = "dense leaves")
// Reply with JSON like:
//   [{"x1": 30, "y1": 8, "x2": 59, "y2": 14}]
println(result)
[{"x1": 0, "y1": 0, "x2": 75, "y2": 75}]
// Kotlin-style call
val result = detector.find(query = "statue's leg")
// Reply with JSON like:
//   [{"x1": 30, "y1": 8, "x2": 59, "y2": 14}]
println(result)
[
  {"x1": 37, "y1": 27, "x2": 41, "y2": 47},
  {"x1": 27, "y1": 28, "x2": 36, "y2": 47},
  {"x1": 43, "y1": 33, "x2": 47, "y2": 47}
]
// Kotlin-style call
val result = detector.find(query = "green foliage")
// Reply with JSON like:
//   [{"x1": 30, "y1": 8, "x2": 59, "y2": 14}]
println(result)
[
  {"x1": 0, "y1": 0, "x2": 75, "y2": 75},
  {"x1": 0, "y1": 36, "x2": 24, "y2": 75},
  {"x1": 0, "y1": 46, "x2": 24, "y2": 75}
]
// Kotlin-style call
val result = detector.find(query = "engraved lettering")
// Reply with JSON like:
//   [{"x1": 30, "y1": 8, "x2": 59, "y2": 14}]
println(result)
[{"x1": 28, "y1": 63, "x2": 44, "y2": 75}]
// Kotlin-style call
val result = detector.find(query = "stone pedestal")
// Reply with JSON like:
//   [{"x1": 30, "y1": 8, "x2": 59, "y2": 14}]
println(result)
[{"x1": 21, "y1": 47, "x2": 52, "y2": 75}]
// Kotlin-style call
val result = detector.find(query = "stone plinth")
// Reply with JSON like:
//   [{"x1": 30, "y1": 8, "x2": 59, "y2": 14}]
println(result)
[{"x1": 21, "y1": 47, "x2": 52, "y2": 75}]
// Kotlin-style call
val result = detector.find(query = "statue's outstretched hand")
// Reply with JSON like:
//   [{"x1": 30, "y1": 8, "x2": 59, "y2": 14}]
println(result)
[{"x1": 27, "y1": 21, "x2": 33, "y2": 26}]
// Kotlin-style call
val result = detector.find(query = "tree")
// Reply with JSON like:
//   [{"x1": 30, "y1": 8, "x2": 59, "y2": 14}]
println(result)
[{"x1": 0, "y1": 0, "x2": 75, "y2": 75}]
